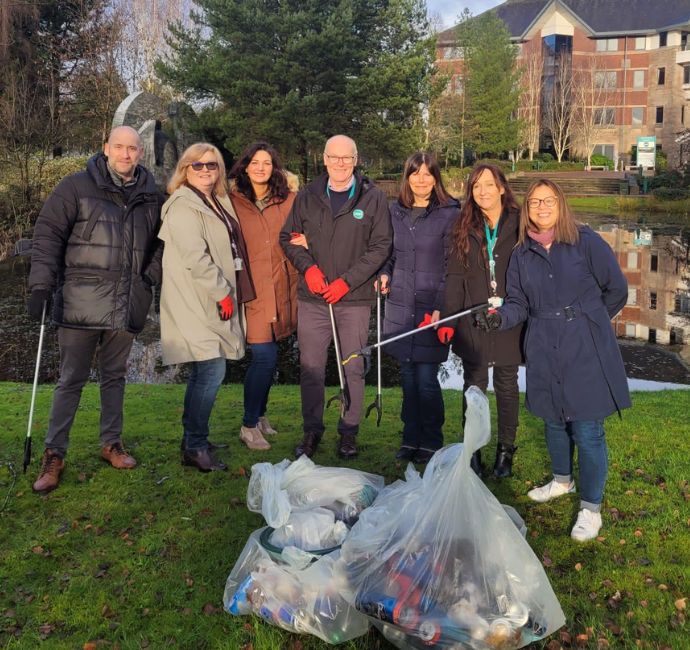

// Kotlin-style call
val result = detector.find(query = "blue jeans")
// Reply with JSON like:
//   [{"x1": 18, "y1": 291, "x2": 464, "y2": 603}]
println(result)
[
  {"x1": 243, "y1": 342, "x2": 277, "y2": 428},
  {"x1": 182, "y1": 358, "x2": 227, "y2": 451},
  {"x1": 400, "y1": 362, "x2": 444, "y2": 452},
  {"x1": 544, "y1": 419, "x2": 608, "y2": 513}
]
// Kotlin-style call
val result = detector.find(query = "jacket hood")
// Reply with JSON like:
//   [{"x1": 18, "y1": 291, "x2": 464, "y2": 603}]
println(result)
[
  {"x1": 87, "y1": 151, "x2": 157, "y2": 195},
  {"x1": 161, "y1": 185, "x2": 235, "y2": 223}
]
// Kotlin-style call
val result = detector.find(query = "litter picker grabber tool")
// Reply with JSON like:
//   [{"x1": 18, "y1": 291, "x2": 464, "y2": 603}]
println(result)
[
  {"x1": 343, "y1": 303, "x2": 490, "y2": 376},
  {"x1": 24, "y1": 300, "x2": 47, "y2": 473},
  {"x1": 326, "y1": 301, "x2": 349, "y2": 418},
  {"x1": 365, "y1": 280, "x2": 383, "y2": 426}
]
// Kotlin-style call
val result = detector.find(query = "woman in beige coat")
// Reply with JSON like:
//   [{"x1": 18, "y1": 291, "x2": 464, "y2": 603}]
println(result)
[
  {"x1": 159, "y1": 143, "x2": 255, "y2": 472},
  {"x1": 228, "y1": 142, "x2": 299, "y2": 450}
]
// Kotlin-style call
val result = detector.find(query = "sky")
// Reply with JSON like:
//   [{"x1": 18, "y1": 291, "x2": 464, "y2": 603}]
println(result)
[{"x1": 427, "y1": 0, "x2": 504, "y2": 32}]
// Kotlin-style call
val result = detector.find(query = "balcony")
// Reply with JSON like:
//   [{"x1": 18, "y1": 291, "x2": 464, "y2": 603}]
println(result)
[{"x1": 677, "y1": 44, "x2": 690, "y2": 64}]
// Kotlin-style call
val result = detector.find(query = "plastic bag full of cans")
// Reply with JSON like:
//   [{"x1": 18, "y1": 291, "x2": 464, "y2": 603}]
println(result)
[
  {"x1": 338, "y1": 387, "x2": 566, "y2": 649},
  {"x1": 223, "y1": 529, "x2": 370, "y2": 644},
  {"x1": 246, "y1": 455, "x2": 385, "y2": 528}
]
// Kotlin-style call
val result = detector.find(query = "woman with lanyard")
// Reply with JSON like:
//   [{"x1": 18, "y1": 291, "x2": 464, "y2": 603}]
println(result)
[
  {"x1": 228, "y1": 142, "x2": 300, "y2": 451},
  {"x1": 439, "y1": 163, "x2": 523, "y2": 478},
  {"x1": 158, "y1": 143, "x2": 255, "y2": 472},
  {"x1": 378, "y1": 152, "x2": 458, "y2": 464}
]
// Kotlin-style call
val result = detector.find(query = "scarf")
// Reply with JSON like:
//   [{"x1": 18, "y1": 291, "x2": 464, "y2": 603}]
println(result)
[
  {"x1": 527, "y1": 227, "x2": 555, "y2": 248},
  {"x1": 186, "y1": 184, "x2": 256, "y2": 304}
]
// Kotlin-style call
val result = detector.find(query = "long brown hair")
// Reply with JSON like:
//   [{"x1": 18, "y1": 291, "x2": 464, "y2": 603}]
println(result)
[
  {"x1": 228, "y1": 141, "x2": 289, "y2": 202},
  {"x1": 519, "y1": 179, "x2": 580, "y2": 245},
  {"x1": 450, "y1": 163, "x2": 519, "y2": 268},
  {"x1": 167, "y1": 143, "x2": 227, "y2": 196},
  {"x1": 397, "y1": 152, "x2": 453, "y2": 209}
]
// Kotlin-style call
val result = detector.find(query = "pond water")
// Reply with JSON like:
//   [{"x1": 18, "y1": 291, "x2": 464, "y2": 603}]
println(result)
[{"x1": 1, "y1": 212, "x2": 689, "y2": 390}]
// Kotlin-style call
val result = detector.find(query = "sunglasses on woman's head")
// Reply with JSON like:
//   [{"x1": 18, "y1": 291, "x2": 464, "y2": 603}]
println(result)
[{"x1": 190, "y1": 161, "x2": 219, "y2": 171}]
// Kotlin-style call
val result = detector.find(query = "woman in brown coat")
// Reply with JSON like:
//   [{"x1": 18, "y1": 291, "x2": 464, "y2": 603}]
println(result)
[{"x1": 228, "y1": 142, "x2": 299, "y2": 450}]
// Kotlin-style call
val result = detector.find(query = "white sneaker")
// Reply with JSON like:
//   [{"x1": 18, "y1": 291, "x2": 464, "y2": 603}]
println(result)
[
  {"x1": 257, "y1": 416, "x2": 278, "y2": 435},
  {"x1": 571, "y1": 508, "x2": 602, "y2": 542},
  {"x1": 527, "y1": 478, "x2": 576, "y2": 503}
]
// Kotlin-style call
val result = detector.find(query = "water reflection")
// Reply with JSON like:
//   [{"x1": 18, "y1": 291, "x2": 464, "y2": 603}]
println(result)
[{"x1": 2, "y1": 213, "x2": 690, "y2": 389}]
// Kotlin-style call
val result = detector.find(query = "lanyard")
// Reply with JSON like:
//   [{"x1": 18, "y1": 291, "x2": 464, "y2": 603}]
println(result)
[
  {"x1": 484, "y1": 218, "x2": 500, "y2": 294},
  {"x1": 326, "y1": 180, "x2": 356, "y2": 200}
]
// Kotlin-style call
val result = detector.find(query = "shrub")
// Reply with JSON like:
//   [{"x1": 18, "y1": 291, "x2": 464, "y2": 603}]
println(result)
[
  {"x1": 589, "y1": 154, "x2": 613, "y2": 168},
  {"x1": 647, "y1": 170, "x2": 684, "y2": 191},
  {"x1": 652, "y1": 187, "x2": 690, "y2": 201}
]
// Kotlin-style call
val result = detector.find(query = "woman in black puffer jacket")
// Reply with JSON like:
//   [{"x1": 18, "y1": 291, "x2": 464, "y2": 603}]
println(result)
[
  {"x1": 440, "y1": 163, "x2": 524, "y2": 479},
  {"x1": 378, "y1": 152, "x2": 459, "y2": 464}
]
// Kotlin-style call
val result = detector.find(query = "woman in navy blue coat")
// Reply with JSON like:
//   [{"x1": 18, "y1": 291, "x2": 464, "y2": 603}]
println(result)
[
  {"x1": 478, "y1": 179, "x2": 630, "y2": 542},
  {"x1": 378, "y1": 153, "x2": 459, "y2": 464}
]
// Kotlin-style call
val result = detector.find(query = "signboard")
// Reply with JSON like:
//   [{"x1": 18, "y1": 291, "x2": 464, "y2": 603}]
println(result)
[
  {"x1": 637, "y1": 136, "x2": 656, "y2": 168},
  {"x1": 634, "y1": 229, "x2": 653, "y2": 246}
]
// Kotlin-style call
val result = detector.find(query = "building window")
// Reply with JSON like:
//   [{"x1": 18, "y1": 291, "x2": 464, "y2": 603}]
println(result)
[
  {"x1": 633, "y1": 70, "x2": 645, "y2": 88},
  {"x1": 657, "y1": 67, "x2": 666, "y2": 85},
  {"x1": 594, "y1": 108, "x2": 616, "y2": 125},
  {"x1": 650, "y1": 252, "x2": 658, "y2": 272},
  {"x1": 594, "y1": 71, "x2": 617, "y2": 89},
  {"x1": 684, "y1": 106, "x2": 686, "y2": 125},
  {"x1": 453, "y1": 75, "x2": 464, "y2": 95},
  {"x1": 635, "y1": 36, "x2": 646, "y2": 50},
  {"x1": 627, "y1": 250, "x2": 638, "y2": 269},
  {"x1": 650, "y1": 290, "x2": 657, "y2": 310},
  {"x1": 649, "y1": 328, "x2": 657, "y2": 343},
  {"x1": 659, "y1": 32, "x2": 668, "y2": 47},
  {"x1": 593, "y1": 144, "x2": 615, "y2": 159},
  {"x1": 656, "y1": 107, "x2": 664, "y2": 124},
  {"x1": 685, "y1": 66, "x2": 690, "y2": 84},
  {"x1": 442, "y1": 47, "x2": 461, "y2": 60},
  {"x1": 626, "y1": 323, "x2": 636, "y2": 337},
  {"x1": 628, "y1": 287, "x2": 638, "y2": 305},
  {"x1": 632, "y1": 107, "x2": 644, "y2": 126},
  {"x1": 596, "y1": 38, "x2": 618, "y2": 52}
]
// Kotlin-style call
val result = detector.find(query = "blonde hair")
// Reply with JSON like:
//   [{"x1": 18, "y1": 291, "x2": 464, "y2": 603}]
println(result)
[
  {"x1": 518, "y1": 179, "x2": 581, "y2": 246},
  {"x1": 167, "y1": 143, "x2": 227, "y2": 196}
]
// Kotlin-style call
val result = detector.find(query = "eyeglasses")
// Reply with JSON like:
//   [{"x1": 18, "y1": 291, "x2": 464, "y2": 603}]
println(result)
[
  {"x1": 190, "y1": 161, "x2": 219, "y2": 171},
  {"x1": 324, "y1": 154, "x2": 357, "y2": 164},
  {"x1": 527, "y1": 196, "x2": 558, "y2": 208}
]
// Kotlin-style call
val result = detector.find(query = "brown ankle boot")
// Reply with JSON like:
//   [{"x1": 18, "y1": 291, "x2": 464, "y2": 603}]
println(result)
[
  {"x1": 101, "y1": 442, "x2": 137, "y2": 469},
  {"x1": 33, "y1": 449, "x2": 65, "y2": 494},
  {"x1": 182, "y1": 448, "x2": 228, "y2": 472}
]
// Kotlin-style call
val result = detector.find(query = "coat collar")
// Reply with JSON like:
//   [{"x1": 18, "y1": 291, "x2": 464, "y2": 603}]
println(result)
[{"x1": 164, "y1": 185, "x2": 238, "y2": 222}]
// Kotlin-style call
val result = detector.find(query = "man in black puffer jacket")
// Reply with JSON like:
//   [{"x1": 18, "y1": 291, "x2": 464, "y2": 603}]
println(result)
[{"x1": 27, "y1": 126, "x2": 164, "y2": 493}]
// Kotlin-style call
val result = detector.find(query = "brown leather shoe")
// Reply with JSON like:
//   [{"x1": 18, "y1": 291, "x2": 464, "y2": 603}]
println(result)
[
  {"x1": 180, "y1": 438, "x2": 228, "y2": 452},
  {"x1": 338, "y1": 433, "x2": 358, "y2": 460},
  {"x1": 182, "y1": 448, "x2": 228, "y2": 472},
  {"x1": 33, "y1": 449, "x2": 65, "y2": 493},
  {"x1": 240, "y1": 426, "x2": 271, "y2": 450},
  {"x1": 101, "y1": 442, "x2": 137, "y2": 469},
  {"x1": 295, "y1": 432, "x2": 321, "y2": 459},
  {"x1": 257, "y1": 417, "x2": 278, "y2": 435}
]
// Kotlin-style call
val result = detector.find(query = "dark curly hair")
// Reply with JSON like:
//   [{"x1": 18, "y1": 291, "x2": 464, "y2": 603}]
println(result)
[
  {"x1": 450, "y1": 163, "x2": 519, "y2": 268},
  {"x1": 228, "y1": 141, "x2": 289, "y2": 202}
]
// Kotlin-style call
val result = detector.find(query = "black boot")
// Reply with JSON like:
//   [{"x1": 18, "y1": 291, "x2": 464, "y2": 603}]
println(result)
[
  {"x1": 493, "y1": 442, "x2": 516, "y2": 478},
  {"x1": 470, "y1": 450, "x2": 482, "y2": 478}
]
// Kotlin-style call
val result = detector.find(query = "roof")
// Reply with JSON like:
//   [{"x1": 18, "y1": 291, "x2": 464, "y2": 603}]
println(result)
[{"x1": 437, "y1": 0, "x2": 690, "y2": 44}]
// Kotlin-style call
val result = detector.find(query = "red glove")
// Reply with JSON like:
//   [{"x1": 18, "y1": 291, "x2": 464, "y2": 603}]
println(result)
[
  {"x1": 217, "y1": 295, "x2": 234, "y2": 321},
  {"x1": 437, "y1": 327, "x2": 454, "y2": 344},
  {"x1": 305, "y1": 265, "x2": 327, "y2": 294},
  {"x1": 323, "y1": 278, "x2": 349, "y2": 304},
  {"x1": 418, "y1": 313, "x2": 433, "y2": 328}
]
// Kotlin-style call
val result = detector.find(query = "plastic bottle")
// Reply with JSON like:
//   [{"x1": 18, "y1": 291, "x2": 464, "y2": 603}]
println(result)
[
  {"x1": 226, "y1": 575, "x2": 254, "y2": 615},
  {"x1": 355, "y1": 591, "x2": 419, "y2": 629}
]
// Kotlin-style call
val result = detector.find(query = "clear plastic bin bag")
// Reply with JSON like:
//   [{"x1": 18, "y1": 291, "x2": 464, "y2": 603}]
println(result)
[
  {"x1": 247, "y1": 455, "x2": 385, "y2": 528},
  {"x1": 338, "y1": 386, "x2": 566, "y2": 649},
  {"x1": 223, "y1": 529, "x2": 370, "y2": 644},
  {"x1": 269, "y1": 509, "x2": 349, "y2": 551}
]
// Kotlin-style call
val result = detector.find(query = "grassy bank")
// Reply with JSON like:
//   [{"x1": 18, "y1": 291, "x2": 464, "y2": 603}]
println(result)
[{"x1": 1, "y1": 383, "x2": 689, "y2": 650}]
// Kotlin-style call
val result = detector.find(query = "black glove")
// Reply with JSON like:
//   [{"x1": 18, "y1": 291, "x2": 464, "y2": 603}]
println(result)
[
  {"x1": 475, "y1": 308, "x2": 502, "y2": 332},
  {"x1": 27, "y1": 289, "x2": 52, "y2": 321}
]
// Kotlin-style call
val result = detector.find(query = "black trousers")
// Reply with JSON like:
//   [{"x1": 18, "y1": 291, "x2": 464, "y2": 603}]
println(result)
[
  {"x1": 44, "y1": 327, "x2": 135, "y2": 457},
  {"x1": 462, "y1": 362, "x2": 519, "y2": 447}
]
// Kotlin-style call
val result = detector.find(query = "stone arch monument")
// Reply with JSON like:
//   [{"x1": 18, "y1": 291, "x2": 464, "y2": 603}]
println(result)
[{"x1": 111, "y1": 91, "x2": 201, "y2": 193}]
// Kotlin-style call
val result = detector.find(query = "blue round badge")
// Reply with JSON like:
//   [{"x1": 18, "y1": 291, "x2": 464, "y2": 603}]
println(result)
[{"x1": 353, "y1": 209, "x2": 364, "y2": 220}]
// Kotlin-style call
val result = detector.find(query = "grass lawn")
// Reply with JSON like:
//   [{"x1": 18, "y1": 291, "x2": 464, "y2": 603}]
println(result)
[
  {"x1": 0, "y1": 383, "x2": 688, "y2": 650},
  {"x1": 566, "y1": 198, "x2": 622, "y2": 214}
]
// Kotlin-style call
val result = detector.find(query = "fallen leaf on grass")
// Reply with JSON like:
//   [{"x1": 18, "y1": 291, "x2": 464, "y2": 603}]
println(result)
[
  {"x1": 32, "y1": 546, "x2": 43, "y2": 554},
  {"x1": 640, "y1": 600, "x2": 647, "y2": 607},
  {"x1": 575, "y1": 563, "x2": 582, "y2": 571},
  {"x1": 186, "y1": 578, "x2": 194, "y2": 587},
  {"x1": 542, "y1": 551, "x2": 553, "y2": 567},
  {"x1": 545, "y1": 641, "x2": 561, "y2": 650},
  {"x1": 603, "y1": 579, "x2": 613, "y2": 587},
  {"x1": 84, "y1": 643, "x2": 97, "y2": 650},
  {"x1": 4, "y1": 610, "x2": 14, "y2": 618},
  {"x1": 675, "y1": 598, "x2": 687, "y2": 610},
  {"x1": 78, "y1": 473, "x2": 86, "y2": 482},
  {"x1": 575, "y1": 634, "x2": 589, "y2": 647},
  {"x1": 658, "y1": 584, "x2": 668, "y2": 591},
  {"x1": 597, "y1": 640, "x2": 610, "y2": 649},
  {"x1": 203, "y1": 603, "x2": 215, "y2": 615},
  {"x1": 238, "y1": 467, "x2": 246, "y2": 476}
]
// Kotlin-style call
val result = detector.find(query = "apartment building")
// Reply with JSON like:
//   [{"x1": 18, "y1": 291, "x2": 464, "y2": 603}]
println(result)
[{"x1": 436, "y1": 0, "x2": 690, "y2": 167}]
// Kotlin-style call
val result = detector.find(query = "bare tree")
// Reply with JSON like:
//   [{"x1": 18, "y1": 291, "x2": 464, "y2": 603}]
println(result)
[
  {"x1": 571, "y1": 54, "x2": 616, "y2": 168},
  {"x1": 516, "y1": 46, "x2": 543, "y2": 161},
  {"x1": 543, "y1": 51, "x2": 573, "y2": 162}
]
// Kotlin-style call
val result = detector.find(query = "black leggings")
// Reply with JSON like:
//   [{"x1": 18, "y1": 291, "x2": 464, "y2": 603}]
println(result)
[{"x1": 462, "y1": 362, "x2": 519, "y2": 447}]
